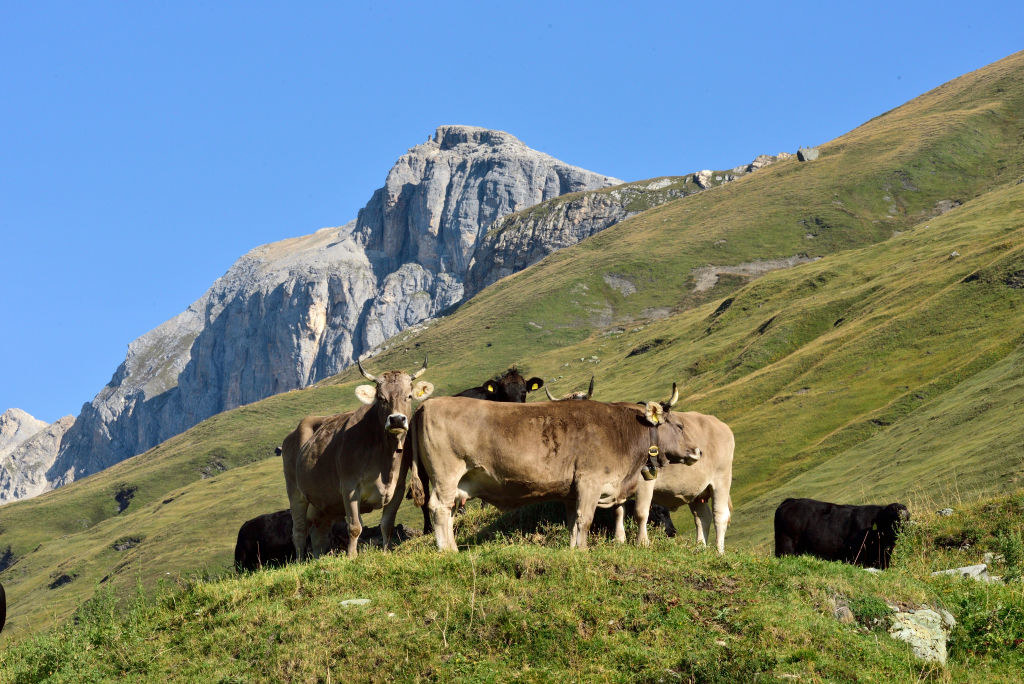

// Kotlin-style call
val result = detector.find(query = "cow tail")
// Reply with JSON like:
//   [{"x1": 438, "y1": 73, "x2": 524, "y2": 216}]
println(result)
[{"x1": 407, "y1": 411, "x2": 426, "y2": 507}]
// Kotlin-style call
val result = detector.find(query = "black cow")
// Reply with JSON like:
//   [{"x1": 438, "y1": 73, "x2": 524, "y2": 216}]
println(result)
[
  {"x1": 593, "y1": 500, "x2": 676, "y2": 538},
  {"x1": 418, "y1": 366, "x2": 546, "y2": 534},
  {"x1": 774, "y1": 498, "x2": 910, "y2": 569},
  {"x1": 454, "y1": 366, "x2": 544, "y2": 403},
  {"x1": 234, "y1": 510, "x2": 413, "y2": 572}
]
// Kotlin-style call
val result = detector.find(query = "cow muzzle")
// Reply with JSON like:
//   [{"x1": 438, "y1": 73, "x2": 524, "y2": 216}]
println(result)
[{"x1": 386, "y1": 413, "x2": 408, "y2": 433}]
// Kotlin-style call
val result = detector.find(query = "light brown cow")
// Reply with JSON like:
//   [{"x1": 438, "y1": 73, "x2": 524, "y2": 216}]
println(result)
[
  {"x1": 410, "y1": 385, "x2": 697, "y2": 551},
  {"x1": 543, "y1": 376, "x2": 595, "y2": 401},
  {"x1": 282, "y1": 357, "x2": 433, "y2": 559},
  {"x1": 616, "y1": 411, "x2": 734, "y2": 553}
]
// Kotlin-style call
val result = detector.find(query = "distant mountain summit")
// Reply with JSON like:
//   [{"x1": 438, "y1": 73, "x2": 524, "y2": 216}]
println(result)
[
  {"x1": 0, "y1": 409, "x2": 48, "y2": 461},
  {"x1": 19, "y1": 126, "x2": 619, "y2": 500}
]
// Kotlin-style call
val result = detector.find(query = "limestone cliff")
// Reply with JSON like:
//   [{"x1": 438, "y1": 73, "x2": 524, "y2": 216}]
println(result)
[
  {"x1": 37, "y1": 126, "x2": 619, "y2": 494},
  {"x1": 0, "y1": 412, "x2": 73, "y2": 504},
  {"x1": 0, "y1": 409, "x2": 48, "y2": 461}
]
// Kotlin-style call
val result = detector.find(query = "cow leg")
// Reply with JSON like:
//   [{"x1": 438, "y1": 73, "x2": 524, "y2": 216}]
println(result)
[
  {"x1": 344, "y1": 497, "x2": 363, "y2": 558},
  {"x1": 289, "y1": 495, "x2": 311, "y2": 561},
  {"x1": 712, "y1": 488, "x2": 731, "y2": 554},
  {"x1": 428, "y1": 488, "x2": 458, "y2": 552},
  {"x1": 309, "y1": 516, "x2": 333, "y2": 557},
  {"x1": 421, "y1": 503, "x2": 433, "y2": 535},
  {"x1": 613, "y1": 505, "x2": 627, "y2": 544},
  {"x1": 634, "y1": 479, "x2": 655, "y2": 547},
  {"x1": 380, "y1": 488, "x2": 403, "y2": 552},
  {"x1": 690, "y1": 499, "x2": 713, "y2": 548},
  {"x1": 570, "y1": 486, "x2": 599, "y2": 550},
  {"x1": 564, "y1": 503, "x2": 578, "y2": 543}
]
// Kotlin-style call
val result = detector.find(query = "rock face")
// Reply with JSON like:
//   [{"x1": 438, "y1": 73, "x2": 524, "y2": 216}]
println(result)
[
  {"x1": 0, "y1": 409, "x2": 48, "y2": 461},
  {"x1": 466, "y1": 178, "x2": 691, "y2": 296},
  {"x1": 888, "y1": 607, "x2": 956, "y2": 664},
  {"x1": 0, "y1": 415, "x2": 74, "y2": 503},
  {"x1": 34, "y1": 126, "x2": 620, "y2": 496},
  {"x1": 465, "y1": 152, "x2": 794, "y2": 297}
]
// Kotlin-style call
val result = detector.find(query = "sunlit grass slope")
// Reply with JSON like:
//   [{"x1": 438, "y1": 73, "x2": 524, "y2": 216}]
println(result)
[
  {"x1": 1, "y1": 51, "x2": 1024, "y2": 640},
  {"x1": 2, "y1": 492, "x2": 1022, "y2": 682}
]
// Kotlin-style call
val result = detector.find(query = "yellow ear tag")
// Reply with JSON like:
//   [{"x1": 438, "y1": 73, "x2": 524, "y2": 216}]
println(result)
[
  {"x1": 486, "y1": 384, "x2": 494, "y2": 393},
  {"x1": 871, "y1": 523, "x2": 878, "y2": 531},
  {"x1": 416, "y1": 389, "x2": 425, "y2": 398},
  {"x1": 531, "y1": 382, "x2": 540, "y2": 390}
]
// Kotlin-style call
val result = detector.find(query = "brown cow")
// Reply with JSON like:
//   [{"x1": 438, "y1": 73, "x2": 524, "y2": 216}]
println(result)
[
  {"x1": 541, "y1": 381, "x2": 723, "y2": 550},
  {"x1": 616, "y1": 410, "x2": 734, "y2": 553},
  {"x1": 283, "y1": 356, "x2": 433, "y2": 559},
  {"x1": 543, "y1": 376, "x2": 595, "y2": 401},
  {"x1": 410, "y1": 384, "x2": 697, "y2": 551}
]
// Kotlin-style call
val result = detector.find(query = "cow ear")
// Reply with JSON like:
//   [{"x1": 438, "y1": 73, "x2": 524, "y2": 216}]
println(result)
[
  {"x1": 643, "y1": 401, "x2": 664, "y2": 425},
  {"x1": 355, "y1": 384, "x2": 376, "y2": 405},
  {"x1": 527, "y1": 377, "x2": 544, "y2": 391},
  {"x1": 414, "y1": 381, "x2": 434, "y2": 400}
]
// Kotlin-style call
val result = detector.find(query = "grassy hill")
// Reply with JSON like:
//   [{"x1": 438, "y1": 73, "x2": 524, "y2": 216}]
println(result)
[
  {"x1": 1, "y1": 491, "x2": 1021, "y2": 681},
  {"x1": 1, "y1": 50, "x2": 1024, "y2": 644}
]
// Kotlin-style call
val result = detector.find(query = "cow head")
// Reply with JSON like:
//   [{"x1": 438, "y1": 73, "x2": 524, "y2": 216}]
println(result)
[
  {"x1": 483, "y1": 366, "x2": 544, "y2": 402},
  {"x1": 876, "y1": 503, "x2": 910, "y2": 536},
  {"x1": 638, "y1": 383, "x2": 701, "y2": 477},
  {"x1": 354, "y1": 356, "x2": 434, "y2": 436},
  {"x1": 543, "y1": 376, "x2": 595, "y2": 401},
  {"x1": 866, "y1": 503, "x2": 910, "y2": 568}
]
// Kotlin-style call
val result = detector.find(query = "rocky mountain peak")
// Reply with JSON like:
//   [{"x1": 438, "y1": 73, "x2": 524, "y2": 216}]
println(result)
[
  {"x1": 431, "y1": 125, "x2": 520, "y2": 150},
  {"x1": 0, "y1": 408, "x2": 48, "y2": 461}
]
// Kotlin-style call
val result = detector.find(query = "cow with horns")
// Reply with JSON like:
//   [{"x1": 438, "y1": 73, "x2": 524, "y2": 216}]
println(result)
[
  {"x1": 282, "y1": 356, "x2": 433, "y2": 558},
  {"x1": 409, "y1": 383, "x2": 700, "y2": 550},
  {"x1": 544, "y1": 376, "x2": 595, "y2": 401}
]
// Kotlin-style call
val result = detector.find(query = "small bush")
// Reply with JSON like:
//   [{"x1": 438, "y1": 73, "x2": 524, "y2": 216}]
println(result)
[{"x1": 849, "y1": 595, "x2": 892, "y2": 630}]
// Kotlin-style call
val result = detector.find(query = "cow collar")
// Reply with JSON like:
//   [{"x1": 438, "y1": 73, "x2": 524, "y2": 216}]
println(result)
[{"x1": 642, "y1": 424, "x2": 660, "y2": 481}]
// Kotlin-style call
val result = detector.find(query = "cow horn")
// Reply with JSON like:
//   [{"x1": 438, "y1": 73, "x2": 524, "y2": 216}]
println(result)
[
  {"x1": 544, "y1": 387, "x2": 556, "y2": 401},
  {"x1": 586, "y1": 376, "x2": 595, "y2": 399},
  {"x1": 411, "y1": 354, "x2": 428, "y2": 379},
  {"x1": 668, "y1": 382, "x2": 679, "y2": 408},
  {"x1": 356, "y1": 358, "x2": 376, "y2": 382}
]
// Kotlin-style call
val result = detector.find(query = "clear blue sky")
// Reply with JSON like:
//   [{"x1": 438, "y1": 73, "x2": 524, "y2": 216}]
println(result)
[{"x1": 2, "y1": 1, "x2": 1021, "y2": 423}]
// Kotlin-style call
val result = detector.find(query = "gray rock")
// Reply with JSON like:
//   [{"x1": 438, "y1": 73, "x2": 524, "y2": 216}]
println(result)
[
  {"x1": 932, "y1": 563, "x2": 1000, "y2": 582},
  {"x1": 340, "y1": 598, "x2": 371, "y2": 607},
  {"x1": 0, "y1": 408, "x2": 49, "y2": 461},
  {"x1": 0, "y1": 415, "x2": 74, "y2": 503},
  {"x1": 937, "y1": 508, "x2": 954, "y2": 517},
  {"x1": 797, "y1": 147, "x2": 820, "y2": 162},
  {"x1": 834, "y1": 605, "x2": 855, "y2": 623},
  {"x1": 694, "y1": 170, "x2": 714, "y2": 188},
  {"x1": 888, "y1": 608, "x2": 950, "y2": 664},
  {"x1": 691, "y1": 255, "x2": 821, "y2": 292},
  {"x1": 747, "y1": 155, "x2": 777, "y2": 172}
]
